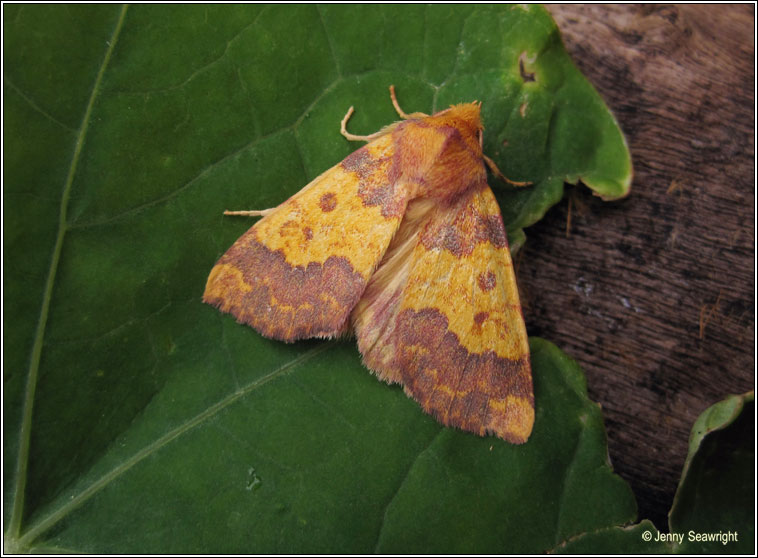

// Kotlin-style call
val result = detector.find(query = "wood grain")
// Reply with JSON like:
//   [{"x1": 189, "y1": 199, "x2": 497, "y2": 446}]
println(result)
[{"x1": 517, "y1": 5, "x2": 755, "y2": 530}]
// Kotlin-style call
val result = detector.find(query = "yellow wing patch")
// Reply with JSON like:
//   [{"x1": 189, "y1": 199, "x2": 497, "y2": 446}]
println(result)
[
  {"x1": 252, "y1": 134, "x2": 400, "y2": 275},
  {"x1": 353, "y1": 181, "x2": 533, "y2": 443},
  {"x1": 204, "y1": 133, "x2": 409, "y2": 341}
]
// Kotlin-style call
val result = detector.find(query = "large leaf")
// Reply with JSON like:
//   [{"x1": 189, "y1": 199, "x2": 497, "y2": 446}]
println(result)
[{"x1": 4, "y1": 4, "x2": 632, "y2": 552}]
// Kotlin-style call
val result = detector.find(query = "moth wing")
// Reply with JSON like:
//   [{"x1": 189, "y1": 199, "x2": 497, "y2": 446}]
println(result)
[
  {"x1": 353, "y1": 181, "x2": 534, "y2": 443},
  {"x1": 204, "y1": 133, "x2": 410, "y2": 341}
]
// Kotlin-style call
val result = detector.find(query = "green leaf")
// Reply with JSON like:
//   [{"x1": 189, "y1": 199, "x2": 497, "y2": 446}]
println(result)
[
  {"x1": 680, "y1": 391, "x2": 753, "y2": 468},
  {"x1": 671, "y1": 392, "x2": 754, "y2": 554},
  {"x1": 553, "y1": 392, "x2": 754, "y2": 554},
  {"x1": 4, "y1": 4, "x2": 632, "y2": 552},
  {"x1": 7, "y1": 332, "x2": 638, "y2": 553}
]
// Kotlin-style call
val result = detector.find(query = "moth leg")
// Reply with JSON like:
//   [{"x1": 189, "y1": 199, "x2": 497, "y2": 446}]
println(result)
[
  {"x1": 340, "y1": 106, "x2": 385, "y2": 143},
  {"x1": 389, "y1": 85, "x2": 427, "y2": 120},
  {"x1": 223, "y1": 208, "x2": 275, "y2": 217},
  {"x1": 483, "y1": 154, "x2": 531, "y2": 187}
]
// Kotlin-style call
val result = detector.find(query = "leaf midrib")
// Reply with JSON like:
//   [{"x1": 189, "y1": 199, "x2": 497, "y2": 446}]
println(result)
[{"x1": 7, "y1": 3, "x2": 129, "y2": 542}]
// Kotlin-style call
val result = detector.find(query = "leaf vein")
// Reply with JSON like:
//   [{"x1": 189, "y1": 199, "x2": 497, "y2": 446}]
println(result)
[
  {"x1": 3, "y1": 77, "x2": 77, "y2": 132},
  {"x1": 8, "y1": 3, "x2": 129, "y2": 541},
  {"x1": 372, "y1": 429, "x2": 443, "y2": 553},
  {"x1": 316, "y1": 5, "x2": 341, "y2": 78},
  {"x1": 106, "y1": 8, "x2": 265, "y2": 96},
  {"x1": 552, "y1": 427, "x2": 584, "y2": 545},
  {"x1": 67, "y1": 126, "x2": 296, "y2": 229},
  {"x1": 17, "y1": 341, "x2": 335, "y2": 547}
]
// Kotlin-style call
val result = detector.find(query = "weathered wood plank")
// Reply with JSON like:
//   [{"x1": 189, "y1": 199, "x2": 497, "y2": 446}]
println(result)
[{"x1": 521, "y1": 4, "x2": 755, "y2": 530}]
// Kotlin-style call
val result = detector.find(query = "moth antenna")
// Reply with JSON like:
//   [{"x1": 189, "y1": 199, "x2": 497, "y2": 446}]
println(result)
[
  {"x1": 389, "y1": 85, "x2": 413, "y2": 119},
  {"x1": 389, "y1": 85, "x2": 428, "y2": 120},
  {"x1": 483, "y1": 154, "x2": 531, "y2": 187},
  {"x1": 223, "y1": 208, "x2": 275, "y2": 217},
  {"x1": 340, "y1": 105, "x2": 384, "y2": 142}
]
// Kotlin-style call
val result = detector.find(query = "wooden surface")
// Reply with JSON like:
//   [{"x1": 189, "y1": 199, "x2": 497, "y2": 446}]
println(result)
[{"x1": 518, "y1": 5, "x2": 755, "y2": 530}]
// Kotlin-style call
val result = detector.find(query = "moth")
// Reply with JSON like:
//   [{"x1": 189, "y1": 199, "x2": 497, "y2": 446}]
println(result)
[{"x1": 204, "y1": 86, "x2": 534, "y2": 443}]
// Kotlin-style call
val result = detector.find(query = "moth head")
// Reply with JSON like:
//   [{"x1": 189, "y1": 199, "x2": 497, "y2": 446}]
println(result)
[{"x1": 436, "y1": 102, "x2": 484, "y2": 142}]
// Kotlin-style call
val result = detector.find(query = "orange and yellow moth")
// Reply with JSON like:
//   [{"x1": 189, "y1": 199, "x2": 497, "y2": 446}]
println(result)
[{"x1": 204, "y1": 87, "x2": 534, "y2": 444}]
